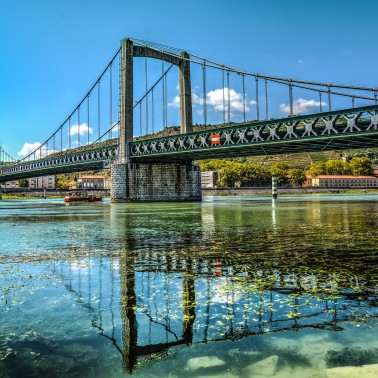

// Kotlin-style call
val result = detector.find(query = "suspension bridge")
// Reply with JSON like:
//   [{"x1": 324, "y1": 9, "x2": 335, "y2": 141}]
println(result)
[{"x1": 1, "y1": 37, "x2": 378, "y2": 201}]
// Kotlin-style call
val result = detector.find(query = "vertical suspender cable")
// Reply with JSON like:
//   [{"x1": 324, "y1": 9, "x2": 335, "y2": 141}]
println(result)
[
  {"x1": 69, "y1": 117, "x2": 71, "y2": 149},
  {"x1": 265, "y1": 79, "x2": 269, "y2": 120},
  {"x1": 327, "y1": 84, "x2": 332, "y2": 111},
  {"x1": 78, "y1": 106, "x2": 80, "y2": 147},
  {"x1": 164, "y1": 73, "x2": 168, "y2": 127},
  {"x1": 227, "y1": 69, "x2": 231, "y2": 123},
  {"x1": 222, "y1": 68, "x2": 226, "y2": 125},
  {"x1": 60, "y1": 127, "x2": 63, "y2": 152},
  {"x1": 352, "y1": 95, "x2": 355, "y2": 108},
  {"x1": 53, "y1": 134, "x2": 55, "y2": 153},
  {"x1": 255, "y1": 76, "x2": 260, "y2": 120},
  {"x1": 289, "y1": 80, "x2": 293, "y2": 116},
  {"x1": 152, "y1": 88, "x2": 154, "y2": 134},
  {"x1": 87, "y1": 95, "x2": 90, "y2": 145},
  {"x1": 98, "y1": 80, "x2": 101, "y2": 140},
  {"x1": 162, "y1": 61, "x2": 165, "y2": 128},
  {"x1": 202, "y1": 61, "x2": 207, "y2": 127},
  {"x1": 145, "y1": 57, "x2": 149, "y2": 134},
  {"x1": 374, "y1": 90, "x2": 377, "y2": 105},
  {"x1": 140, "y1": 103, "x2": 142, "y2": 136},
  {"x1": 319, "y1": 92, "x2": 323, "y2": 112},
  {"x1": 109, "y1": 63, "x2": 113, "y2": 139},
  {"x1": 242, "y1": 74, "x2": 246, "y2": 122}
]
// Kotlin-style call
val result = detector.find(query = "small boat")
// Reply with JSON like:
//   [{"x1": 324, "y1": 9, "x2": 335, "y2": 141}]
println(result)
[{"x1": 64, "y1": 191, "x2": 103, "y2": 203}]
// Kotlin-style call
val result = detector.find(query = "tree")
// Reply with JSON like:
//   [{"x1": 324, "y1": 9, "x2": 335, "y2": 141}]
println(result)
[
  {"x1": 349, "y1": 157, "x2": 374, "y2": 176},
  {"x1": 289, "y1": 168, "x2": 307, "y2": 187},
  {"x1": 325, "y1": 160, "x2": 350, "y2": 175},
  {"x1": 306, "y1": 162, "x2": 326, "y2": 177},
  {"x1": 270, "y1": 162, "x2": 289, "y2": 185},
  {"x1": 18, "y1": 179, "x2": 29, "y2": 188}
]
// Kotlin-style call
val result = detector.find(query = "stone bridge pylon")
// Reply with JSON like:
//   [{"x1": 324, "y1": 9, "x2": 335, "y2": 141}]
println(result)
[{"x1": 111, "y1": 38, "x2": 201, "y2": 202}]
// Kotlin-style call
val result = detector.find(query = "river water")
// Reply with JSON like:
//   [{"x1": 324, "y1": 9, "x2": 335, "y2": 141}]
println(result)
[{"x1": 0, "y1": 194, "x2": 377, "y2": 377}]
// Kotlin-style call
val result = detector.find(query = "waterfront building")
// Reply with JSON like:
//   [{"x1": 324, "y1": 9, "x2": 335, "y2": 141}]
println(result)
[
  {"x1": 201, "y1": 171, "x2": 218, "y2": 188},
  {"x1": 311, "y1": 175, "x2": 378, "y2": 188},
  {"x1": 77, "y1": 175, "x2": 109, "y2": 189},
  {"x1": 0, "y1": 180, "x2": 19, "y2": 188},
  {"x1": 28, "y1": 175, "x2": 55, "y2": 189}
]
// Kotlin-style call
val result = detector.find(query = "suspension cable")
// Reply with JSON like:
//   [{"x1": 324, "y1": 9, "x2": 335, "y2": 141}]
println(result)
[
  {"x1": 289, "y1": 80, "x2": 294, "y2": 116},
  {"x1": 152, "y1": 88, "x2": 155, "y2": 134},
  {"x1": 227, "y1": 70, "x2": 231, "y2": 123},
  {"x1": 319, "y1": 91, "x2": 323, "y2": 112},
  {"x1": 202, "y1": 61, "x2": 207, "y2": 127},
  {"x1": 109, "y1": 62, "x2": 113, "y2": 139},
  {"x1": 78, "y1": 105, "x2": 81, "y2": 147},
  {"x1": 255, "y1": 76, "x2": 260, "y2": 120},
  {"x1": 145, "y1": 57, "x2": 149, "y2": 134},
  {"x1": 98, "y1": 80, "x2": 101, "y2": 140},
  {"x1": 68, "y1": 117, "x2": 71, "y2": 149},
  {"x1": 222, "y1": 68, "x2": 226, "y2": 125},
  {"x1": 242, "y1": 74, "x2": 246, "y2": 122},
  {"x1": 265, "y1": 79, "x2": 269, "y2": 120},
  {"x1": 87, "y1": 95, "x2": 90, "y2": 145}
]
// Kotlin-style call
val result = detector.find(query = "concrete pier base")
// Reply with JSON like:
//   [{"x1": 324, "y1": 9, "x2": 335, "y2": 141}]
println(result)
[{"x1": 111, "y1": 161, "x2": 201, "y2": 202}]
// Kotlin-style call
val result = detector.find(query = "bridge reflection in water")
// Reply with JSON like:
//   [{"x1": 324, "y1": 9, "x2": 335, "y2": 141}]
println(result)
[{"x1": 51, "y1": 208, "x2": 377, "y2": 374}]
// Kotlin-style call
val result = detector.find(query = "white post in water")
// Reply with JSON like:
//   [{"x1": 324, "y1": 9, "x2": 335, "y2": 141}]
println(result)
[{"x1": 272, "y1": 172, "x2": 277, "y2": 199}]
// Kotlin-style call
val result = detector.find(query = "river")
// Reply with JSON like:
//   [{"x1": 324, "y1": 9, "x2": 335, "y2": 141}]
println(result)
[{"x1": 0, "y1": 194, "x2": 377, "y2": 377}]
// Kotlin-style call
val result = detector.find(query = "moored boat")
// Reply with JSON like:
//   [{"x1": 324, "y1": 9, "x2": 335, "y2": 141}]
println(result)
[{"x1": 64, "y1": 191, "x2": 102, "y2": 203}]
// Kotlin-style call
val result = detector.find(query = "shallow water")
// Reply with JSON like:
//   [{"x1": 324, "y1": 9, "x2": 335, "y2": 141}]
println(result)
[{"x1": 0, "y1": 194, "x2": 377, "y2": 377}]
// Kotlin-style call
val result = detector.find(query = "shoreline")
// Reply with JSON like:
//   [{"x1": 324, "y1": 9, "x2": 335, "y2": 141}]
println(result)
[{"x1": 1, "y1": 187, "x2": 378, "y2": 199}]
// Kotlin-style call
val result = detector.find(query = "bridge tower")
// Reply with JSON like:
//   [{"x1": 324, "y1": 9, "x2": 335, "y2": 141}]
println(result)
[{"x1": 111, "y1": 38, "x2": 201, "y2": 202}]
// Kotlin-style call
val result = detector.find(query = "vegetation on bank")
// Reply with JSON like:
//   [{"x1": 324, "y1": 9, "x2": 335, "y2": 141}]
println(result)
[{"x1": 199, "y1": 156, "x2": 374, "y2": 187}]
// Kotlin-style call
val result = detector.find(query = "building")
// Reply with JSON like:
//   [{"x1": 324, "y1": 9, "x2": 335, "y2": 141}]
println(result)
[
  {"x1": 29, "y1": 175, "x2": 55, "y2": 189},
  {"x1": 201, "y1": 171, "x2": 218, "y2": 188},
  {"x1": 1, "y1": 180, "x2": 19, "y2": 189},
  {"x1": 311, "y1": 175, "x2": 378, "y2": 188},
  {"x1": 77, "y1": 175, "x2": 108, "y2": 189}
]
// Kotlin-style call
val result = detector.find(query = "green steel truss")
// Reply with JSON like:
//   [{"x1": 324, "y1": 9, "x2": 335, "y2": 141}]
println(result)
[
  {"x1": 2, "y1": 105, "x2": 378, "y2": 182},
  {"x1": 0, "y1": 144, "x2": 118, "y2": 182},
  {"x1": 130, "y1": 105, "x2": 378, "y2": 161}
]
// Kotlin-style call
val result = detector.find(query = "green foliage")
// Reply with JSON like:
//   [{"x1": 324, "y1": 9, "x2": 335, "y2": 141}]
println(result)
[
  {"x1": 306, "y1": 162, "x2": 326, "y2": 177},
  {"x1": 325, "y1": 160, "x2": 350, "y2": 175},
  {"x1": 18, "y1": 179, "x2": 29, "y2": 188},
  {"x1": 349, "y1": 156, "x2": 374, "y2": 176},
  {"x1": 289, "y1": 168, "x2": 307, "y2": 187},
  {"x1": 306, "y1": 158, "x2": 374, "y2": 177}
]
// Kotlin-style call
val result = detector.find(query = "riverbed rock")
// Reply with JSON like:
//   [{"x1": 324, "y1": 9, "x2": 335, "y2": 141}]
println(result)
[
  {"x1": 326, "y1": 363, "x2": 378, "y2": 378},
  {"x1": 185, "y1": 356, "x2": 226, "y2": 372},
  {"x1": 243, "y1": 355, "x2": 279, "y2": 377}
]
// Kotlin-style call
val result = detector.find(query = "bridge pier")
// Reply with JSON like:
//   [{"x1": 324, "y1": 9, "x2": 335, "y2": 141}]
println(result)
[{"x1": 110, "y1": 161, "x2": 201, "y2": 202}]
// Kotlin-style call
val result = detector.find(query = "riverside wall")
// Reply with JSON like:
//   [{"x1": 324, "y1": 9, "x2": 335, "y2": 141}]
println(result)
[
  {"x1": 1, "y1": 189, "x2": 110, "y2": 198},
  {"x1": 201, "y1": 187, "x2": 376, "y2": 196}
]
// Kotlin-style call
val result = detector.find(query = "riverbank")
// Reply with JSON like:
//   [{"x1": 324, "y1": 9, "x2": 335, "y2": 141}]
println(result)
[
  {"x1": 0, "y1": 189, "x2": 110, "y2": 199},
  {"x1": 201, "y1": 187, "x2": 378, "y2": 196}
]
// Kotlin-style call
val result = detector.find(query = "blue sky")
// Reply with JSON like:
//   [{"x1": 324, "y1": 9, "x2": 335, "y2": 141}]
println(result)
[{"x1": 1, "y1": 0, "x2": 378, "y2": 158}]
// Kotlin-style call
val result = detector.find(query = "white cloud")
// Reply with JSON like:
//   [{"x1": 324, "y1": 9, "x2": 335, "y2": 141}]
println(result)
[
  {"x1": 168, "y1": 95, "x2": 180, "y2": 108},
  {"x1": 207, "y1": 88, "x2": 254, "y2": 114},
  {"x1": 169, "y1": 88, "x2": 254, "y2": 116},
  {"x1": 18, "y1": 141, "x2": 41, "y2": 156},
  {"x1": 17, "y1": 142, "x2": 58, "y2": 157},
  {"x1": 280, "y1": 98, "x2": 327, "y2": 115},
  {"x1": 69, "y1": 122, "x2": 93, "y2": 137}
]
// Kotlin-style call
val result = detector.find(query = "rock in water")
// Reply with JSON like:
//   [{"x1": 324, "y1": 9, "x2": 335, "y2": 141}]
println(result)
[
  {"x1": 185, "y1": 356, "x2": 226, "y2": 372},
  {"x1": 243, "y1": 355, "x2": 279, "y2": 377}
]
